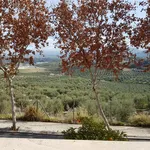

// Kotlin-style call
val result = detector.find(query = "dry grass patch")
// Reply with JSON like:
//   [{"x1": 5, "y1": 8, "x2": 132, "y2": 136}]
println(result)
[{"x1": 128, "y1": 114, "x2": 150, "y2": 127}]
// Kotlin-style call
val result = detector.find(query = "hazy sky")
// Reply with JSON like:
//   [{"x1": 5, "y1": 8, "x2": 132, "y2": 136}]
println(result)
[{"x1": 33, "y1": 0, "x2": 147, "y2": 56}]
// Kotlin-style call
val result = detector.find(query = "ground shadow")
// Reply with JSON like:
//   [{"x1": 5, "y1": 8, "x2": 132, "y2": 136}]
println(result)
[{"x1": 0, "y1": 129, "x2": 64, "y2": 139}]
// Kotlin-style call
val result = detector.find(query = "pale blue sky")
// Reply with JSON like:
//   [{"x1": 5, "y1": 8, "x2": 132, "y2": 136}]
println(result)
[
  {"x1": 46, "y1": 0, "x2": 147, "y2": 17},
  {"x1": 46, "y1": 0, "x2": 60, "y2": 5}
]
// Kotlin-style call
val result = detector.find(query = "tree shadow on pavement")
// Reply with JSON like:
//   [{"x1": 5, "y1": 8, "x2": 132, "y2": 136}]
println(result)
[{"x1": 0, "y1": 129, "x2": 64, "y2": 139}]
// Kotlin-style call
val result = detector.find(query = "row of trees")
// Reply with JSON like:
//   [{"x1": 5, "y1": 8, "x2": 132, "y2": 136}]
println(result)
[
  {"x1": 0, "y1": 0, "x2": 149, "y2": 130},
  {"x1": 0, "y1": 74, "x2": 150, "y2": 122}
]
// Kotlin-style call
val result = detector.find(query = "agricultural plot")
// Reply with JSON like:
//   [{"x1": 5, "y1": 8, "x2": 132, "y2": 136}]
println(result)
[{"x1": 0, "y1": 62, "x2": 150, "y2": 125}]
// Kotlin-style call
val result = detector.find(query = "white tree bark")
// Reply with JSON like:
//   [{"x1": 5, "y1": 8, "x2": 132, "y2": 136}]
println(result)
[
  {"x1": 89, "y1": 68, "x2": 111, "y2": 131},
  {"x1": 92, "y1": 84, "x2": 111, "y2": 131},
  {"x1": 8, "y1": 78, "x2": 17, "y2": 130}
]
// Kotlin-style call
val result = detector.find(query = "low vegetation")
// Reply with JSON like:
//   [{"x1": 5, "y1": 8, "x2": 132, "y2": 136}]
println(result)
[
  {"x1": 0, "y1": 62, "x2": 150, "y2": 127},
  {"x1": 20, "y1": 106, "x2": 44, "y2": 121},
  {"x1": 128, "y1": 114, "x2": 150, "y2": 127},
  {"x1": 63, "y1": 117, "x2": 127, "y2": 141}
]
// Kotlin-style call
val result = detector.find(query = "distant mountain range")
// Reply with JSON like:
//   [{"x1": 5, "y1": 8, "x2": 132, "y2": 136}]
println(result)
[{"x1": 35, "y1": 48, "x2": 147, "y2": 59}]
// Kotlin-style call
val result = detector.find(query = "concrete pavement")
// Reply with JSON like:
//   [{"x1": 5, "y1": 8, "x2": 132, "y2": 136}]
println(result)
[
  {"x1": 0, "y1": 120, "x2": 150, "y2": 137},
  {"x1": 0, "y1": 138, "x2": 150, "y2": 150},
  {"x1": 0, "y1": 120, "x2": 150, "y2": 150}
]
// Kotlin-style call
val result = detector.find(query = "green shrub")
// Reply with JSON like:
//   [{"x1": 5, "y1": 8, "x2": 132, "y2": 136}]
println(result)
[
  {"x1": 21, "y1": 106, "x2": 43, "y2": 121},
  {"x1": 104, "y1": 97, "x2": 135, "y2": 122},
  {"x1": 15, "y1": 98, "x2": 29, "y2": 111},
  {"x1": 63, "y1": 117, "x2": 127, "y2": 141},
  {"x1": 134, "y1": 96, "x2": 149, "y2": 109},
  {"x1": 0, "y1": 94, "x2": 11, "y2": 114},
  {"x1": 0, "y1": 114, "x2": 12, "y2": 120},
  {"x1": 46, "y1": 99, "x2": 64, "y2": 115},
  {"x1": 0, "y1": 101, "x2": 11, "y2": 114},
  {"x1": 128, "y1": 114, "x2": 150, "y2": 127},
  {"x1": 63, "y1": 107, "x2": 92, "y2": 123}
]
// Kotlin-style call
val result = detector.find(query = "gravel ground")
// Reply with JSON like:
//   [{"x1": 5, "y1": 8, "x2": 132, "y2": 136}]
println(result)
[
  {"x1": 0, "y1": 120, "x2": 81, "y2": 133},
  {"x1": 0, "y1": 120, "x2": 150, "y2": 137}
]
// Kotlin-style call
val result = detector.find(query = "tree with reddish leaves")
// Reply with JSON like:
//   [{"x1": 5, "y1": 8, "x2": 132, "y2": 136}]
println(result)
[
  {"x1": 131, "y1": 0, "x2": 150, "y2": 71},
  {"x1": 0, "y1": 0, "x2": 51, "y2": 130},
  {"x1": 51, "y1": 0, "x2": 144, "y2": 130}
]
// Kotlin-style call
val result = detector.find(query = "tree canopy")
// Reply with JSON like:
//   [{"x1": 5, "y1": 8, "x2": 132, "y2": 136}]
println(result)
[
  {"x1": 131, "y1": 1, "x2": 150, "y2": 71},
  {"x1": 0, "y1": 0, "x2": 51, "y2": 77},
  {"x1": 0, "y1": 0, "x2": 51, "y2": 130},
  {"x1": 52, "y1": 0, "x2": 143, "y2": 76},
  {"x1": 51, "y1": 0, "x2": 149, "y2": 130}
]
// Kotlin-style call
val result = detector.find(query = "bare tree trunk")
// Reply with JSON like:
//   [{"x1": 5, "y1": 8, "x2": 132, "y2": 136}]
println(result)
[
  {"x1": 89, "y1": 68, "x2": 111, "y2": 130},
  {"x1": 92, "y1": 84, "x2": 111, "y2": 131},
  {"x1": 8, "y1": 78, "x2": 17, "y2": 130}
]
